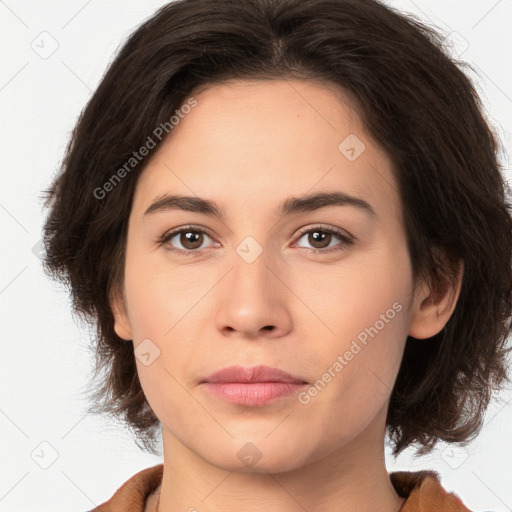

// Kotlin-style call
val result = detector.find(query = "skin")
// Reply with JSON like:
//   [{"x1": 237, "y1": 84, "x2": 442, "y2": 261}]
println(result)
[{"x1": 111, "y1": 79, "x2": 462, "y2": 512}]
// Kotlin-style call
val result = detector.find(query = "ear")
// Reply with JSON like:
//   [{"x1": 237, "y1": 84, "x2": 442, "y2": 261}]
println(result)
[
  {"x1": 109, "y1": 286, "x2": 133, "y2": 341},
  {"x1": 408, "y1": 258, "x2": 464, "y2": 339}
]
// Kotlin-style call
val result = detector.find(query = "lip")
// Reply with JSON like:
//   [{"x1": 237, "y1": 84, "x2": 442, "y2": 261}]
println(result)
[
  {"x1": 201, "y1": 365, "x2": 308, "y2": 406},
  {"x1": 203, "y1": 365, "x2": 306, "y2": 384}
]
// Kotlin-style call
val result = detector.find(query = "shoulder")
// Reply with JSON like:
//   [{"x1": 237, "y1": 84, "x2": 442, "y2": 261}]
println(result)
[
  {"x1": 390, "y1": 469, "x2": 476, "y2": 512},
  {"x1": 89, "y1": 464, "x2": 164, "y2": 512}
]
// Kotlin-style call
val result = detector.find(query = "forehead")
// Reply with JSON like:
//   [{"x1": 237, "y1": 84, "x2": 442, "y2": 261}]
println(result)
[{"x1": 132, "y1": 79, "x2": 400, "y2": 223}]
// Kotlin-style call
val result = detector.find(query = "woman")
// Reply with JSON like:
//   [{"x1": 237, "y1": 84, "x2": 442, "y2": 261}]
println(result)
[{"x1": 42, "y1": 0, "x2": 512, "y2": 510}]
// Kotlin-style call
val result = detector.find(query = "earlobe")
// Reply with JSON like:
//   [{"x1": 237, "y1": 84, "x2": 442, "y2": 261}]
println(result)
[
  {"x1": 408, "y1": 260, "x2": 464, "y2": 340},
  {"x1": 110, "y1": 288, "x2": 133, "y2": 341}
]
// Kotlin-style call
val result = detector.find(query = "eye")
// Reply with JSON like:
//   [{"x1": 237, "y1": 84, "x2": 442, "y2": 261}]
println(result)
[
  {"x1": 159, "y1": 225, "x2": 217, "y2": 256},
  {"x1": 293, "y1": 225, "x2": 354, "y2": 254}
]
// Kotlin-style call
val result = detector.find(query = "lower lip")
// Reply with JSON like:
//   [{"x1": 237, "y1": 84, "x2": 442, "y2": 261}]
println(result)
[{"x1": 203, "y1": 382, "x2": 306, "y2": 406}]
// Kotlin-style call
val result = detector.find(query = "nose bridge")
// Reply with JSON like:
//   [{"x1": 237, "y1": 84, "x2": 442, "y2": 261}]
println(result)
[
  {"x1": 214, "y1": 233, "x2": 292, "y2": 337},
  {"x1": 229, "y1": 235, "x2": 274, "y2": 303}
]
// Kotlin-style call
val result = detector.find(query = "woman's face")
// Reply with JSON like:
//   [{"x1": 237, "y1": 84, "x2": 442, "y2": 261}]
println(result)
[{"x1": 112, "y1": 79, "x2": 433, "y2": 472}]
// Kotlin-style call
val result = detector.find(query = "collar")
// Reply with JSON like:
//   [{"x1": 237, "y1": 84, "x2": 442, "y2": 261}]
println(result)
[{"x1": 91, "y1": 464, "x2": 472, "y2": 511}]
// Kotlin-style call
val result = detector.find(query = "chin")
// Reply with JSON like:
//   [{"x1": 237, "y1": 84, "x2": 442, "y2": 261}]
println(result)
[{"x1": 198, "y1": 435, "x2": 315, "y2": 474}]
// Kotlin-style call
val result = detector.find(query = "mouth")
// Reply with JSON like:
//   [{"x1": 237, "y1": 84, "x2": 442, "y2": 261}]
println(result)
[{"x1": 201, "y1": 365, "x2": 308, "y2": 406}]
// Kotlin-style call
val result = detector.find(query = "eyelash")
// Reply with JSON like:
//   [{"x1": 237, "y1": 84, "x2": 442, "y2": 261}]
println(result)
[{"x1": 157, "y1": 224, "x2": 355, "y2": 257}]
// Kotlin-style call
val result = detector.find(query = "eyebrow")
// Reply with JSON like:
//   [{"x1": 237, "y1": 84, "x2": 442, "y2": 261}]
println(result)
[{"x1": 143, "y1": 191, "x2": 376, "y2": 218}]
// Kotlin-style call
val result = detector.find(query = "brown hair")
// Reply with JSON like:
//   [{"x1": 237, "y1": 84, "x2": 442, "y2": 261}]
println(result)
[{"x1": 42, "y1": 0, "x2": 512, "y2": 456}]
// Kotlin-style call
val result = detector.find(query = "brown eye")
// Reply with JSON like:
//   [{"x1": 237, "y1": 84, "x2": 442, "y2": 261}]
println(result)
[
  {"x1": 161, "y1": 227, "x2": 214, "y2": 254},
  {"x1": 294, "y1": 226, "x2": 354, "y2": 254}
]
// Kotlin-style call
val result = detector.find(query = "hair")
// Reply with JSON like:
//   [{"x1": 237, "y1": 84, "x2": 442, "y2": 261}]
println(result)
[{"x1": 42, "y1": 0, "x2": 512, "y2": 457}]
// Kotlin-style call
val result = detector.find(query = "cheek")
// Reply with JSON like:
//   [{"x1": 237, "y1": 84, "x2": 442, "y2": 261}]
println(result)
[
  {"x1": 127, "y1": 282, "x2": 194, "y2": 431},
  {"x1": 122, "y1": 248, "x2": 207, "y2": 410},
  {"x1": 292, "y1": 243, "x2": 412, "y2": 399},
  {"x1": 293, "y1": 244, "x2": 412, "y2": 344},
  {"x1": 291, "y1": 268, "x2": 410, "y2": 448},
  {"x1": 122, "y1": 247, "x2": 198, "y2": 339}
]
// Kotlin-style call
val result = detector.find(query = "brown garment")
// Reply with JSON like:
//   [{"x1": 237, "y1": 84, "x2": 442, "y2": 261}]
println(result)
[{"x1": 91, "y1": 464, "x2": 473, "y2": 511}]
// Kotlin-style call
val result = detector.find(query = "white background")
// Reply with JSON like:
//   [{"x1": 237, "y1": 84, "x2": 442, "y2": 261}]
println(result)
[{"x1": 0, "y1": 1, "x2": 511, "y2": 511}]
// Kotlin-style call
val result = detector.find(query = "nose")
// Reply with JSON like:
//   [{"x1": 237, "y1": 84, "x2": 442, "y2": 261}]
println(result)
[{"x1": 214, "y1": 244, "x2": 293, "y2": 340}]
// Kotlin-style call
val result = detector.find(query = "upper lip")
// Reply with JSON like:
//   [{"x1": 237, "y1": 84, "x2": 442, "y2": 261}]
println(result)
[{"x1": 203, "y1": 365, "x2": 306, "y2": 384}]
